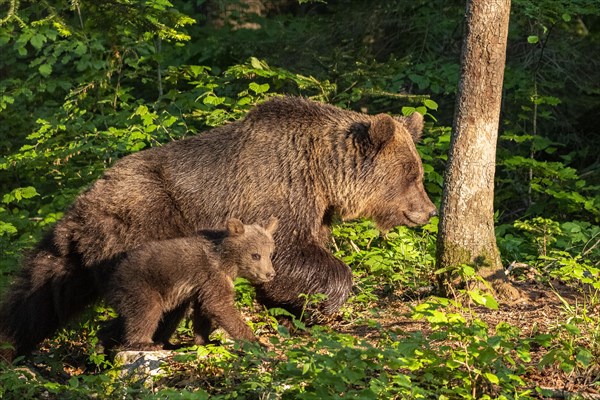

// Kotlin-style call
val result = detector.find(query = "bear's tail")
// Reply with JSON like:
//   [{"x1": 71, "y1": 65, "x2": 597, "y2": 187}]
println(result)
[{"x1": 0, "y1": 232, "x2": 98, "y2": 362}]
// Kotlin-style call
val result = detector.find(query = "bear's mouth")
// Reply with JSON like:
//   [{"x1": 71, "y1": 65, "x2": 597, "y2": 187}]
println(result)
[
  {"x1": 403, "y1": 211, "x2": 421, "y2": 227},
  {"x1": 252, "y1": 274, "x2": 275, "y2": 284},
  {"x1": 371, "y1": 211, "x2": 412, "y2": 232}
]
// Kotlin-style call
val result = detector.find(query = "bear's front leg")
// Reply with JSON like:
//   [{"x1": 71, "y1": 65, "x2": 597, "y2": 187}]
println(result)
[
  {"x1": 256, "y1": 241, "x2": 353, "y2": 316},
  {"x1": 196, "y1": 283, "x2": 256, "y2": 342}
]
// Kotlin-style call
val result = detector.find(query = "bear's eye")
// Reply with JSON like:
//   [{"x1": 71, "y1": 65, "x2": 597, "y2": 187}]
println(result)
[{"x1": 251, "y1": 253, "x2": 261, "y2": 261}]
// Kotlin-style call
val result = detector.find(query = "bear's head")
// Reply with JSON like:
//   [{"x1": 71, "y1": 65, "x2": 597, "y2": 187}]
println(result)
[
  {"x1": 342, "y1": 112, "x2": 437, "y2": 232},
  {"x1": 222, "y1": 217, "x2": 278, "y2": 284}
]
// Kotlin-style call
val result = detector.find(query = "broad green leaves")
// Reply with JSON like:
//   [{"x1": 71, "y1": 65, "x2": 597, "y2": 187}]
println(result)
[
  {"x1": 249, "y1": 82, "x2": 270, "y2": 95},
  {"x1": 2, "y1": 186, "x2": 39, "y2": 204}
]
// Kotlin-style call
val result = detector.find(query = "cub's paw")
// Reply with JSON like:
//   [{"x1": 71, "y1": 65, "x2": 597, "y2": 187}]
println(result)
[{"x1": 123, "y1": 342, "x2": 164, "y2": 352}]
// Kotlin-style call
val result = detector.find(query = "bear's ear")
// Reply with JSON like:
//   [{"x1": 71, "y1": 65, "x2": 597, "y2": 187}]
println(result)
[
  {"x1": 226, "y1": 218, "x2": 245, "y2": 235},
  {"x1": 395, "y1": 112, "x2": 424, "y2": 142},
  {"x1": 369, "y1": 114, "x2": 396, "y2": 148},
  {"x1": 263, "y1": 216, "x2": 278, "y2": 234}
]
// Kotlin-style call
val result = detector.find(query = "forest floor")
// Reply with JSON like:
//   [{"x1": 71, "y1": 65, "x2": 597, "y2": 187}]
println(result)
[
  {"x1": 12, "y1": 280, "x2": 599, "y2": 399},
  {"x1": 329, "y1": 280, "x2": 600, "y2": 398}
]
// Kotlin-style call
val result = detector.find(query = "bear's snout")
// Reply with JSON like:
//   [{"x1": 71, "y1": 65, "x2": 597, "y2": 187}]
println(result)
[{"x1": 261, "y1": 265, "x2": 276, "y2": 282}]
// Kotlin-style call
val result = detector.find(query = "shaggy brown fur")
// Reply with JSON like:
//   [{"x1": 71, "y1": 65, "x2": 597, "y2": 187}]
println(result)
[
  {"x1": 0, "y1": 96, "x2": 436, "y2": 361},
  {"x1": 105, "y1": 218, "x2": 276, "y2": 351}
]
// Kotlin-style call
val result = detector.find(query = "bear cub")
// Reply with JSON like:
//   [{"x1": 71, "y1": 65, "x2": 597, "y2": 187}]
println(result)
[{"x1": 105, "y1": 217, "x2": 277, "y2": 351}]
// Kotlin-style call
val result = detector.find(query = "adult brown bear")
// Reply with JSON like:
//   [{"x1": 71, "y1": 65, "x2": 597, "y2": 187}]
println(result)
[{"x1": 0, "y1": 96, "x2": 436, "y2": 361}]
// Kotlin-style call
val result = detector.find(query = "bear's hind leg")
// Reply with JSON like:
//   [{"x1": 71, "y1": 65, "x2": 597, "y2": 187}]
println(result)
[
  {"x1": 152, "y1": 303, "x2": 189, "y2": 349},
  {"x1": 120, "y1": 297, "x2": 164, "y2": 351},
  {"x1": 191, "y1": 302, "x2": 215, "y2": 345}
]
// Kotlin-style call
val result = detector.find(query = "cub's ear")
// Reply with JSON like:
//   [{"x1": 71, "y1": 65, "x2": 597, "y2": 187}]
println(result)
[
  {"x1": 395, "y1": 112, "x2": 424, "y2": 142},
  {"x1": 263, "y1": 216, "x2": 278, "y2": 234},
  {"x1": 226, "y1": 218, "x2": 245, "y2": 235},
  {"x1": 369, "y1": 114, "x2": 396, "y2": 148}
]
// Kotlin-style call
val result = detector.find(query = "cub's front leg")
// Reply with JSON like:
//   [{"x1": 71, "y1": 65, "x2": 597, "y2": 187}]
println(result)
[{"x1": 195, "y1": 281, "x2": 256, "y2": 343}]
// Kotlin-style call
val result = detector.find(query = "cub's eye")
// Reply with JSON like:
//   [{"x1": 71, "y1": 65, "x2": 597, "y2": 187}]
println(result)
[{"x1": 251, "y1": 253, "x2": 261, "y2": 261}]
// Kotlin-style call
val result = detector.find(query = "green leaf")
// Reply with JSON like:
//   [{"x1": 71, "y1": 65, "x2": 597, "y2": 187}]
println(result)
[
  {"x1": 17, "y1": 46, "x2": 28, "y2": 56},
  {"x1": 560, "y1": 360, "x2": 575, "y2": 374},
  {"x1": 401, "y1": 106, "x2": 416, "y2": 116},
  {"x1": 188, "y1": 65, "x2": 207, "y2": 77},
  {"x1": 39, "y1": 64, "x2": 53, "y2": 77},
  {"x1": 74, "y1": 42, "x2": 88, "y2": 56},
  {"x1": 467, "y1": 291, "x2": 498, "y2": 309},
  {"x1": 564, "y1": 323, "x2": 580, "y2": 335},
  {"x1": 30, "y1": 33, "x2": 46, "y2": 50},
  {"x1": 2, "y1": 187, "x2": 39, "y2": 204},
  {"x1": 483, "y1": 294, "x2": 499, "y2": 310},
  {"x1": 461, "y1": 265, "x2": 476, "y2": 277},
  {"x1": 135, "y1": 105, "x2": 149, "y2": 116},
  {"x1": 468, "y1": 290, "x2": 486, "y2": 305},
  {"x1": 415, "y1": 106, "x2": 427, "y2": 115},
  {"x1": 1, "y1": 95, "x2": 14, "y2": 105},
  {"x1": 68, "y1": 376, "x2": 79, "y2": 388},
  {"x1": 250, "y1": 57, "x2": 264, "y2": 70},
  {"x1": 292, "y1": 318, "x2": 306, "y2": 330},
  {"x1": 576, "y1": 348, "x2": 592, "y2": 367},
  {"x1": 423, "y1": 99, "x2": 438, "y2": 110},
  {"x1": 237, "y1": 96, "x2": 252, "y2": 106},
  {"x1": 527, "y1": 35, "x2": 539, "y2": 44},
  {"x1": 562, "y1": 13, "x2": 571, "y2": 22},
  {"x1": 249, "y1": 82, "x2": 270, "y2": 94},
  {"x1": 203, "y1": 95, "x2": 225, "y2": 106},
  {"x1": 268, "y1": 307, "x2": 295, "y2": 318},
  {"x1": 484, "y1": 372, "x2": 499, "y2": 384},
  {"x1": 20, "y1": 186, "x2": 39, "y2": 199},
  {"x1": 0, "y1": 221, "x2": 17, "y2": 236},
  {"x1": 302, "y1": 363, "x2": 310, "y2": 375}
]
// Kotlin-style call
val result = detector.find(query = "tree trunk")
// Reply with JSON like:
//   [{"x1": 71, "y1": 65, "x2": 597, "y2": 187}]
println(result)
[{"x1": 436, "y1": 0, "x2": 520, "y2": 301}]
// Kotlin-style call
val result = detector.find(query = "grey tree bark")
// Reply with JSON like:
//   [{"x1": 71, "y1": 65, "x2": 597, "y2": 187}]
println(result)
[{"x1": 436, "y1": 0, "x2": 520, "y2": 301}]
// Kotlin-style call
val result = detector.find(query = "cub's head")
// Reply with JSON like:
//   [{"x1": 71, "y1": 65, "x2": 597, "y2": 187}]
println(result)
[
  {"x1": 341, "y1": 112, "x2": 437, "y2": 232},
  {"x1": 223, "y1": 217, "x2": 278, "y2": 284}
]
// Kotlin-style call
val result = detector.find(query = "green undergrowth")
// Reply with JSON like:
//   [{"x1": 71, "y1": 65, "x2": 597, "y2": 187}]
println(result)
[
  {"x1": 1, "y1": 295, "x2": 597, "y2": 399},
  {"x1": 1, "y1": 216, "x2": 599, "y2": 399}
]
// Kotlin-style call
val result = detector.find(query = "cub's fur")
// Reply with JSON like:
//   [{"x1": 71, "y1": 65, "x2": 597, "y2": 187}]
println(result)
[{"x1": 106, "y1": 218, "x2": 277, "y2": 350}]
